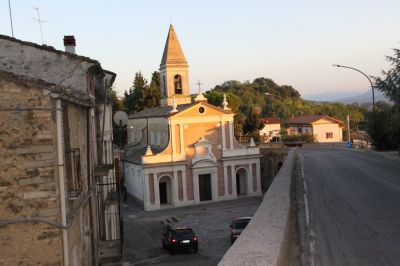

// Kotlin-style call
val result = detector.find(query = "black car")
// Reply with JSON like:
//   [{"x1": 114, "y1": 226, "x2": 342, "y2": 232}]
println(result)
[
  {"x1": 230, "y1": 216, "x2": 252, "y2": 243},
  {"x1": 162, "y1": 224, "x2": 198, "y2": 253}
]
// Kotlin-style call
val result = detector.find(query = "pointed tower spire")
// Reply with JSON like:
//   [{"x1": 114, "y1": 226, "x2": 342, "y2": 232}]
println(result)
[
  {"x1": 159, "y1": 24, "x2": 191, "y2": 107},
  {"x1": 160, "y1": 24, "x2": 188, "y2": 66}
]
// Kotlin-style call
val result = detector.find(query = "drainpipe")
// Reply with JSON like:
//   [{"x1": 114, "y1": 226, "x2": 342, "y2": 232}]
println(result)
[
  {"x1": 87, "y1": 107, "x2": 96, "y2": 266},
  {"x1": 56, "y1": 98, "x2": 69, "y2": 266}
]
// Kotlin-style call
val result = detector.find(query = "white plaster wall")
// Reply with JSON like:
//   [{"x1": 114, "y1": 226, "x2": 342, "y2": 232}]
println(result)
[
  {"x1": 260, "y1": 124, "x2": 281, "y2": 141},
  {"x1": 124, "y1": 162, "x2": 144, "y2": 201},
  {"x1": 313, "y1": 124, "x2": 342, "y2": 142},
  {"x1": 127, "y1": 117, "x2": 169, "y2": 148},
  {"x1": 0, "y1": 38, "x2": 96, "y2": 93}
]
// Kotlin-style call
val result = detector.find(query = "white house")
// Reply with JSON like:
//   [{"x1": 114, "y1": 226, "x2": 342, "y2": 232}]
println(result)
[
  {"x1": 287, "y1": 115, "x2": 343, "y2": 143},
  {"x1": 259, "y1": 117, "x2": 281, "y2": 142}
]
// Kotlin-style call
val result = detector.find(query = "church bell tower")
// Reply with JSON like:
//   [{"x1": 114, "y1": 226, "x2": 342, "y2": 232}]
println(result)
[{"x1": 159, "y1": 24, "x2": 191, "y2": 107}]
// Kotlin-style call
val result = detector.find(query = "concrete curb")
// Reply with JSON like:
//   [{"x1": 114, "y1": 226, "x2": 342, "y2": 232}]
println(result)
[{"x1": 218, "y1": 149, "x2": 296, "y2": 266}]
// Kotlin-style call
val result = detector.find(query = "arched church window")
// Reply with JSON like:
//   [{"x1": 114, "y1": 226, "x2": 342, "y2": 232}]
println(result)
[{"x1": 174, "y1": 75, "x2": 182, "y2": 94}]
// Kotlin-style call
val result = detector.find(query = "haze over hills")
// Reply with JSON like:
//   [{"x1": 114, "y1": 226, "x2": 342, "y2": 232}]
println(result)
[{"x1": 304, "y1": 89, "x2": 389, "y2": 104}]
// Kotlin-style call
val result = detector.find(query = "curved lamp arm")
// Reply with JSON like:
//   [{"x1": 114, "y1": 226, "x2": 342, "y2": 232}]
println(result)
[{"x1": 333, "y1": 64, "x2": 375, "y2": 112}]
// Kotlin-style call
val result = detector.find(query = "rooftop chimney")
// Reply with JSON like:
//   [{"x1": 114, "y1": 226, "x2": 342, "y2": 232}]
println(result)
[{"x1": 63, "y1": 35, "x2": 76, "y2": 54}]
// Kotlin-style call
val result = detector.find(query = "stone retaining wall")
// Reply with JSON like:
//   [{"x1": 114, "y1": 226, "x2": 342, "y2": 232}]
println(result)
[{"x1": 218, "y1": 149, "x2": 296, "y2": 266}]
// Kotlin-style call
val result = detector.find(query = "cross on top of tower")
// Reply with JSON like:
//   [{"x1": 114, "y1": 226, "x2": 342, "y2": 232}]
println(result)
[{"x1": 197, "y1": 80, "x2": 202, "y2": 94}]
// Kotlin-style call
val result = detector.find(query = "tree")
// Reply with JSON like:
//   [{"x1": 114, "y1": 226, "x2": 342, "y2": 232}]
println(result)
[
  {"x1": 123, "y1": 71, "x2": 162, "y2": 114},
  {"x1": 145, "y1": 71, "x2": 161, "y2": 108},
  {"x1": 375, "y1": 48, "x2": 400, "y2": 105},
  {"x1": 204, "y1": 91, "x2": 242, "y2": 112},
  {"x1": 123, "y1": 72, "x2": 147, "y2": 114},
  {"x1": 243, "y1": 107, "x2": 264, "y2": 135},
  {"x1": 109, "y1": 88, "x2": 124, "y2": 111},
  {"x1": 370, "y1": 47, "x2": 400, "y2": 151}
]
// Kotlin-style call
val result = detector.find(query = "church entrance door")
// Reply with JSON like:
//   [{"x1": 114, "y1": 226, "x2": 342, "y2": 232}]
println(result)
[
  {"x1": 199, "y1": 174, "x2": 212, "y2": 201},
  {"x1": 236, "y1": 168, "x2": 247, "y2": 196},
  {"x1": 159, "y1": 182, "x2": 167, "y2": 204},
  {"x1": 159, "y1": 176, "x2": 172, "y2": 204}
]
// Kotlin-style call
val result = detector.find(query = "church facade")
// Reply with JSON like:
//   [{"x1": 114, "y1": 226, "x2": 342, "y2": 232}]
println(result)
[{"x1": 123, "y1": 25, "x2": 262, "y2": 211}]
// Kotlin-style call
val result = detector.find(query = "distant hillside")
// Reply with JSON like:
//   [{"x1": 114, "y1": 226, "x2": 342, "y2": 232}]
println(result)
[
  {"x1": 304, "y1": 90, "x2": 389, "y2": 104},
  {"x1": 336, "y1": 90, "x2": 389, "y2": 104}
]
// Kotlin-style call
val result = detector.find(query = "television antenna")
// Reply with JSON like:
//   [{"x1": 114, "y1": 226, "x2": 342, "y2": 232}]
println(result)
[
  {"x1": 31, "y1": 6, "x2": 46, "y2": 44},
  {"x1": 8, "y1": 0, "x2": 14, "y2": 37}
]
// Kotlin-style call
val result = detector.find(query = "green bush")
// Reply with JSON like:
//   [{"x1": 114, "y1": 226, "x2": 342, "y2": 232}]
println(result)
[{"x1": 281, "y1": 133, "x2": 315, "y2": 143}]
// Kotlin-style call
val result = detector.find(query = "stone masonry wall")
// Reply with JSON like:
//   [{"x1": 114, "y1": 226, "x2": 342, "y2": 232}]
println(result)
[
  {"x1": 63, "y1": 102, "x2": 93, "y2": 266},
  {"x1": 259, "y1": 145, "x2": 288, "y2": 192},
  {"x1": 0, "y1": 37, "x2": 97, "y2": 94},
  {"x1": 0, "y1": 77, "x2": 62, "y2": 265}
]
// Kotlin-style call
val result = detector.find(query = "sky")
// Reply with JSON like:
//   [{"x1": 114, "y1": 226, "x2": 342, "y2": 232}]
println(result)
[{"x1": 1, "y1": 0, "x2": 399, "y2": 99}]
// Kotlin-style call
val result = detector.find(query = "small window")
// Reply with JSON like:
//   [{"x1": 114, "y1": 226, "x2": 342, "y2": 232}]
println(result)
[
  {"x1": 199, "y1": 107, "x2": 205, "y2": 114},
  {"x1": 162, "y1": 75, "x2": 166, "y2": 96},
  {"x1": 174, "y1": 75, "x2": 182, "y2": 94},
  {"x1": 326, "y1": 132, "x2": 333, "y2": 139},
  {"x1": 65, "y1": 148, "x2": 82, "y2": 198}
]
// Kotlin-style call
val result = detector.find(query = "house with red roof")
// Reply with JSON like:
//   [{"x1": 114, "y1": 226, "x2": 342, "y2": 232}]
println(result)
[
  {"x1": 287, "y1": 115, "x2": 344, "y2": 143},
  {"x1": 259, "y1": 117, "x2": 281, "y2": 142}
]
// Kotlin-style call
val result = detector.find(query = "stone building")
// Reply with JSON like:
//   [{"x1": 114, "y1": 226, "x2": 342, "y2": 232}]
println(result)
[
  {"x1": 0, "y1": 35, "x2": 121, "y2": 265},
  {"x1": 123, "y1": 25, "x2": 262, "y2": 211}
]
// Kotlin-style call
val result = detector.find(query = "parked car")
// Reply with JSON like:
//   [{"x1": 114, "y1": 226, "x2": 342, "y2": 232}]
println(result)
[
  {"x1": 162, "y1": 224, "x2": 198, "y2": 253},
  {"x1": 230, "y1": 216, "x2": 252, "y2": 243}
]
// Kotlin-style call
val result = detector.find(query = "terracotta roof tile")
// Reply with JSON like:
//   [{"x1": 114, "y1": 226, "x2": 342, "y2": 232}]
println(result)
[
  {"x1": 288, "y1": 115, "x2": 343, "y2": 124},
  {"x1": 260, "y1": 117, "x2": 281, "y2": 124}
]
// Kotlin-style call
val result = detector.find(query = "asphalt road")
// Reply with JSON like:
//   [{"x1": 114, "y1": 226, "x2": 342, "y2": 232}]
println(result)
[{"x1": 296, "y1": 145, "x2": 400, "y2": 266}]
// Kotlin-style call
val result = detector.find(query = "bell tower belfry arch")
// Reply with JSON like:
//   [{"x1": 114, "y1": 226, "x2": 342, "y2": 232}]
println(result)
[{"x1": 159, "y1": 24, "x2": 191, "y2": 107}]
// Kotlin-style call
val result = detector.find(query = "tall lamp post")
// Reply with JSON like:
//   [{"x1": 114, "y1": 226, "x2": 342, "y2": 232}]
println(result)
[
  {"x1": 332, "y1": 64, "x2": 375, "y2": 112},
  {"x1": 265, "y1": 92, "x2": 283, "y2": 101}
]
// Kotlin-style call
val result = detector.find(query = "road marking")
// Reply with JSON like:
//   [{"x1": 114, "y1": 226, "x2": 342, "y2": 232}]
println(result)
[
  {"x1": 304, "y1": 193, "x2": 310, "y2": 227},
  {"x1": 299, "y1": 153, "x2": 316, "y2": 266}
]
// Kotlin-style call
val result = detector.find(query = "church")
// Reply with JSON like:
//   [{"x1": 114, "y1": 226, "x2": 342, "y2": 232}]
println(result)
[{"x1": 123, "y1": 25, "x2": 262, "y2": 211}]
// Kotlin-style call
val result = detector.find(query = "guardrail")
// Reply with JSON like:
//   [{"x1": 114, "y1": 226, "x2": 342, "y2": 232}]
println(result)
[{"x1": 219, "y1": 149, "x2": 296, "y2": 266}]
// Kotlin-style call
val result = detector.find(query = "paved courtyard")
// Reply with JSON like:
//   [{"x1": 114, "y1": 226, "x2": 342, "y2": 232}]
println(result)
[{"x1": 121, "y1": 196, "x2": 263, "y2": 266}]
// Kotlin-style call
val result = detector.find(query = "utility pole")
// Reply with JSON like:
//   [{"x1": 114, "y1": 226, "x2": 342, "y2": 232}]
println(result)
[
  {"x1": 346, "y1": 115, "x2": 351, "y2": 141},
  {"x1": 8, "y1": 0, "x2": 14, "y2": 37},
  {"x1": 31, "y1": 6, "x2": 46, "y2": 44}
]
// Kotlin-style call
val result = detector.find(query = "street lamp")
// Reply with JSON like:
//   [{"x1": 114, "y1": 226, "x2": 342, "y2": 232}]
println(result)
[
  {"x1": 332, "y1": 64, "x2": 375, "y2": 112},
  {"x1": 265, "y1": 92, "x2": 283, "y2": 101}
]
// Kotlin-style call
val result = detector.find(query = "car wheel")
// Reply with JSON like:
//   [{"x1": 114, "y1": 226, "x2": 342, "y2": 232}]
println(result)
[{"x1": 194, "y1": 245, "x2": 198, "y2": 253}]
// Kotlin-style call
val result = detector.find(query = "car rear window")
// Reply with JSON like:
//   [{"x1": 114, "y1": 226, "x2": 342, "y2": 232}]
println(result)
[
  {"x1": 172, "y1": 229, "x2": 195, "y2": 240},
  {"x1": 233, "y1": 219, "x2": 250, "y2": 229}
]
